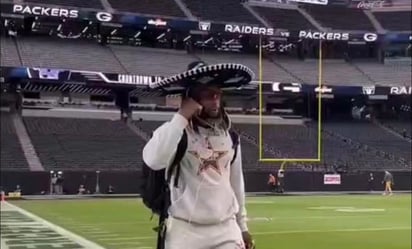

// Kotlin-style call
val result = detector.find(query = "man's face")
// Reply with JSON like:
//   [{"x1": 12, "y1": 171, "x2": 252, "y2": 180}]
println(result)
[{"x1": 194, "y1": 85, "x2": 222, "y2": 118}]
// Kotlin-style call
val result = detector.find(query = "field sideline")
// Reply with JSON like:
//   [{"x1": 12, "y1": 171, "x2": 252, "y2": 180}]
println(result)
[{"x1": 1, "y1": 195, "x2": 411, "y2": 249}]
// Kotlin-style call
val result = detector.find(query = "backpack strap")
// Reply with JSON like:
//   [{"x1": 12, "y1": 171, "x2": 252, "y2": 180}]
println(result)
[
  {"x1": 229, "y1": 130, "x2": 240, "y2": 165},
  {"x1": 166, "y1": 130, "x2": 187, "y2": 186}
]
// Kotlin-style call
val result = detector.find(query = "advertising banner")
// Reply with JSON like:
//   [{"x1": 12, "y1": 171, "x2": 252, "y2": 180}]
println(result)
[
  {"x1": 324, "y1": 174, "x2": 341, "y2": 185},
  {"x1": 1, "y1": 66, "x2": 410, "y2": 96},
  {"x1": 2, "y1": 2, "x2": 404, "y2": 42}
]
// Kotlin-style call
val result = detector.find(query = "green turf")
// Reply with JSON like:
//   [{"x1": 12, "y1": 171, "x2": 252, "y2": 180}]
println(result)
[{"x1": 11, "y1": 195, "x2": 412, "y2": 249}]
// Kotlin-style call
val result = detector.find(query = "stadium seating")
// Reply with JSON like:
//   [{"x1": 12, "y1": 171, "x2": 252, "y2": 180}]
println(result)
[
  {"x1": 108, "y1": 0, "x2": 186, "y2": 17},
  {"x1": 23, "y1": 117, "x2": 145, "y2": 170},
  {"x1": 274, "y1": 59, "x2": 373, "y2": 85},
  {"x1": 320, "y1": 129, "x2": 398, "y2": 171},
  {"x1": 235, "y1": 123, "x2": 318, "y2": 159},
  {"x1": 110, "y1": 46, "x2": 196, "y2": 76},
  {"x1": 133, "y1": 120, "x2": 268, "y2": 170},
  {"x1": 16, "y1": 37, "x2": 126, "y2": 73},
  {"x1": 132, "y1": 120, "x2": 163, "y2": 134},
  {"x1": 0, "y1": 112, "x2": 30, "y2": 170},
  {"x1": 24, "y1": 0, "x2": 103, "y2": 9},
  {"x1": 2, "y1": 114, "x2": 405, "y2": 172},
  {"x1": 353, "y1": 62, "x2": 411, "y2": 85},
  {"x1": 374, "y1": 11, "x2": 411, "y2": 31},
  {"x1": 0, "y1": 36, "x2": 21, "y2": 67},
  {"x1": 196, "y1": 52, "x2": 299, "y2": 82},
  {"x1": 6, "y1": 36, "x2": 410, "y2": 86},
  {"x1": 303, "y1": 5, "x2": 375, "y2": 30},
  {"x1": 382, "y1": 121, "x2": 412, "y2": 138},
  {"x1": 233, "y1": 122, "x2": 405, "y2": 171},
  {"x1": 115, "y1": 119, "x2": 411, "y2": 171},
  {"x1": 183, "y1": 0, "x2": 260, "y2": 24},
  {"x1": 252, "y1": 7, "x2": 315, "y2": 30},
  {"x1": 324, "y1": 121, "x2": 411, "y2": 164}
]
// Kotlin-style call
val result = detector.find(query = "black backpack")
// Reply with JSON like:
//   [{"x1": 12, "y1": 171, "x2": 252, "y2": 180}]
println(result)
[{"x1": 140, "y1": 129, "x2": 239, "y2": 249}]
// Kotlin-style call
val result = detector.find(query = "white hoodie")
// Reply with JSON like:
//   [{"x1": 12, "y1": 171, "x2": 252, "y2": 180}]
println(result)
[{"x1": 142, "y1": 113, "x2": 248, "y2": 232}]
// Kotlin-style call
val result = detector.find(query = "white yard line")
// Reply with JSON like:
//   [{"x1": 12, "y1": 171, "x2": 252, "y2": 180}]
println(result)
[
  {"x1": 253, "y1": 226, "x2": 411, "y2": 236},
  {"x1": 107, "y1": 241, "x2": 142, "y2": 245},
  {"x1": 96, "y1": 226, "x2": 411, "y2": 242},
  {"x1": 74, "y1": 221, "x2": 154, "y2": 226},
  {"x1": 82, "y1": 231, "x2": 114, "y2": 235},
  {"x1": 78, "y1": 228, "x2": 108, "y2": 231},
  {"x1": 1, "y1": 202, "x2": 107, "y2": 249},
  {"x1": 0, "y1": 238, "x2": 8, "y2": 249},
  {"x1": 248, "y1": 214, "x2": 387, "y2": 222},
  {"x1": 98, "y1": 236, "x2": 154, "y2": 241},
  {"x1": 90, "y1": 234, "x2": 124, "y2": 238},
  {"x1": 122, "y1": 247, "x2": 152, "y2": 249}
]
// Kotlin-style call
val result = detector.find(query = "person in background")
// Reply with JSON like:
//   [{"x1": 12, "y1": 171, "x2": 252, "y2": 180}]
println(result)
[
  {"x1": 382, "y1": 171, "x2": 394, "y2": 196},
  {"x1": 401, "y1": 129, "x2": 407, "y2": 138},
  {"x1": 15, "y1": 185, "x2": 21, "y2": 193},
  {"x1": 368, "y1": 173, "x2": 374, "y2": 192},
  {"x1": 267, "y1": 173, "x2": 277, "y2": 193},
  {"x1": 277, "y1": 169, "x2": 285, "y2": 193},
  {"x1": 78, "y1": 185, "x2": 86, "y2": 195},
  {"x1": 56, "y1": 171, "x2": 64, "y2": 195},
  {"x1": 51, "y1": 173, "x2": 58, "y2": 194},
  {"x1": 107, "y1": 185, "x2": 115, "y2": 194}
]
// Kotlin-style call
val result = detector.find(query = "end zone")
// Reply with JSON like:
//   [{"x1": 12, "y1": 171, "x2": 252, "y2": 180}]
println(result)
[{"x1": 0, "y1": 201, "x2": 106, "y2": 249}]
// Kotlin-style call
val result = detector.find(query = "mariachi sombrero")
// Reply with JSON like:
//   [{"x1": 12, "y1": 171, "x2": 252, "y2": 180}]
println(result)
[{"x1": 150, "y1": 61, "x2": 255, "y2": 93}]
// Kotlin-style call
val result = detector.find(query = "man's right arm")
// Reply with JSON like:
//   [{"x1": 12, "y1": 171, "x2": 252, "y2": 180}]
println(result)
[{"x1": 142, "y1": 113, "x2": 188, "y2": 170}]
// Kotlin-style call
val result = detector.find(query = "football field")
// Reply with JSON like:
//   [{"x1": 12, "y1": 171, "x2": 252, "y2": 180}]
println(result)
[{"x1": 1, "y1": 194, "x2": 411, "y2": 249}]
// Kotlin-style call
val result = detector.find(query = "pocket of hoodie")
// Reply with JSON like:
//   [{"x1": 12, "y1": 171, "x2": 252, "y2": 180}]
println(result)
[
  {"x1": 190, "y1": 182, "x2": 237, "y2": 222},
  {"x1": 170, "y1": 182, "x2": 188, "y2": 205}
]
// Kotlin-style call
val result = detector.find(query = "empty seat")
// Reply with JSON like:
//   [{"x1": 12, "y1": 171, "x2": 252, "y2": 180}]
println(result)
[
  {"x1": 1, "y1": 112, "x2": 29, "y2": 170},
  {"x1": 0, "y1": 36, "x2": 21, "y2": 67},
  {"x1": 183, "y1": 0, "x2": 260, "y2": 24},
  {"x1": 25, "y1": 0, "x2": 103, "y2": 9},
  {"x1": 108, "y1": 0, "x2": 185, "y2": 17},
  {"x1": 374, "y1": 11, "x2": 411, "y2": 31},
  {"x1": 253, "y1": 7, "x2": 315, "y2": 30},
  {"x1": 17, "y1": 37, "x2": 126, "y2": 73},
  {"x1": 23, "y1": 117, "x2": 145, "y2": 171},
  {"x1": 304, "y1": 5, "x2": 374, "y2": 30}
]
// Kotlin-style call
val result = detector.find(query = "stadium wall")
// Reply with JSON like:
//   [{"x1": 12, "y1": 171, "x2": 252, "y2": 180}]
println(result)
[{"x1": 1, "y1": 170, "x2": 411, "y2": 195}]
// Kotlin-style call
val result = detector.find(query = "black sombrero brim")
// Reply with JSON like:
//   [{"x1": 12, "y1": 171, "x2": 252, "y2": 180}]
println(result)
[{"x1": 150, "y1": 63, "x2": 255, "y2": 94}]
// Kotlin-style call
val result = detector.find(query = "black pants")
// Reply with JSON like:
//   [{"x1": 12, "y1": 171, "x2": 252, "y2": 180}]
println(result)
[
  {"x1": 277, "y1": 179, "x2": 284, "y2": 193},
  {"x1": 269, "y1": 185, "x2": 277, "y2": 192}
]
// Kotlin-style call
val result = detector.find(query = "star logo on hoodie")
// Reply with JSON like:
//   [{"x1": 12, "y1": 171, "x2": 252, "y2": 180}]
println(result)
[{"x1": 188, "y1": 139, "x2": 228, "y2": 175}]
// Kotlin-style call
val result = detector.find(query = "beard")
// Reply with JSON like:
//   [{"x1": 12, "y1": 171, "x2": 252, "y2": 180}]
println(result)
[{"x1": 198, "y1": 107, "x2": 221, "y2": 120}]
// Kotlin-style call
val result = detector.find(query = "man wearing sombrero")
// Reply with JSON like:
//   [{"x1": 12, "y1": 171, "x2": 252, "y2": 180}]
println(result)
[{"x1": 143, "y1": 61, "x2": 255, "y2": 249}]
